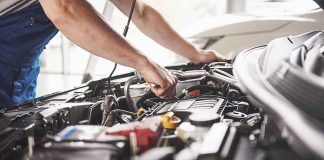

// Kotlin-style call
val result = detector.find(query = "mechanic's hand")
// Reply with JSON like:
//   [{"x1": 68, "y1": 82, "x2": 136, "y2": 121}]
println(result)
[
  {"x1": 191, "y1": 50, "x2": 226, "y2": 64},
  {"x1": 139, "y1": 61, "x2": 177, "y2": 99}
]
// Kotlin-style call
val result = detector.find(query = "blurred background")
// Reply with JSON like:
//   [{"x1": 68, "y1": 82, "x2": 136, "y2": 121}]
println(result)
[{"x1": 37, "y1": 0, "x2": 320, "y2": 96}]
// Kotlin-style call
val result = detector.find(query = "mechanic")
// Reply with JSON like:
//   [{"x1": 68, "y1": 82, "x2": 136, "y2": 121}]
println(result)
[{"x1": 0, "y1": 0, "x2": 225, "y2": 109}]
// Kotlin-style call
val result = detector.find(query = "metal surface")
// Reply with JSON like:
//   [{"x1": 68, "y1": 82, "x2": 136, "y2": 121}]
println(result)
[{"x1": 234, "y1": 36, "x2": 324, "y2": 159}]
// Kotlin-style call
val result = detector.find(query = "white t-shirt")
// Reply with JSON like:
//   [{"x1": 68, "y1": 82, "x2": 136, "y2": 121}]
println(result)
[{"x1": 0, "y1": 0, "x2": 38, "y2": 17}]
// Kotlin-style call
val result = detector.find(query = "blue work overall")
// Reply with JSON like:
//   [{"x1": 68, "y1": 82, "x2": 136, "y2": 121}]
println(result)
[{"x1": 0, "y1": 3, "x2": 58, "y2": 109}]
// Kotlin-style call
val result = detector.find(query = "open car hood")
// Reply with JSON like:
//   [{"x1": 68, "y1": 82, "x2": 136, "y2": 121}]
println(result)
[{"x1": 234, "y1": 31, "x2": 324, "y2": 159}]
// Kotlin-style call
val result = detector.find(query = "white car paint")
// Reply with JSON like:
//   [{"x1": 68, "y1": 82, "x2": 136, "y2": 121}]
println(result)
[{"x1": 185, "y1": 9, "x2": 324, "y2": 58}]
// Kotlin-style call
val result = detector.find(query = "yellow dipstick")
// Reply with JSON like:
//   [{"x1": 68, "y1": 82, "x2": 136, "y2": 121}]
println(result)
[{"x1": 162, "y1": 112, "x2": 181, "y2": 129}]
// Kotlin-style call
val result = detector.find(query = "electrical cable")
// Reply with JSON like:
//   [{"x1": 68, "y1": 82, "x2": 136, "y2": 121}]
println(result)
[{"x1": 107, "y1": 0, "x2": 137, "y2": 90}]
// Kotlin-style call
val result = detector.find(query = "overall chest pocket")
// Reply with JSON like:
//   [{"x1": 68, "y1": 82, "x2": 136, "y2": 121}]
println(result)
[{"x1": 8, "y1": 7, "x2": 54, "y2": 39}]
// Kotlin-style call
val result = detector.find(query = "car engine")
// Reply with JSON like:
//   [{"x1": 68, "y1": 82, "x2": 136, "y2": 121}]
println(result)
[{"x1": 1, "y1": 31, "x2": 324, "y2": 160}]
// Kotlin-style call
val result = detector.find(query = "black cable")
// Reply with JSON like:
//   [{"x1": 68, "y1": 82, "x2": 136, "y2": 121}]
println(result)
[
  {"x1": 123, "y1": 0, "x2": 137, "y2": 37},
  {"x1": 107, "y1": 63, "x2": 117, "y2": 91},
  {"x1": 108, "y1": 0, "x2": 137, "y2": 90}
]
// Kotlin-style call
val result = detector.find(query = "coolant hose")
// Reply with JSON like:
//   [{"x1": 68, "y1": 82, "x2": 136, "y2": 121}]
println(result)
[{"x1": 124, "y1": 76, "x2": 140, "y2": 112}]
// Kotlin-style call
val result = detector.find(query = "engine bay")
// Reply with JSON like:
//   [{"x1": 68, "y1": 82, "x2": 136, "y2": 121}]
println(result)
[
  {"x1": 1, "y1": 31, "x2": 324, "y2": 160},
  {"x1": 0, "y1": 61, "x2": 267, "y2": 160}
]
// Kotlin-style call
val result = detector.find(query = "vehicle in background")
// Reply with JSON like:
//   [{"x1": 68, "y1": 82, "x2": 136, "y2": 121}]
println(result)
[{"x1": 185, "y1": 0, "x2": 324, "y2": 59}]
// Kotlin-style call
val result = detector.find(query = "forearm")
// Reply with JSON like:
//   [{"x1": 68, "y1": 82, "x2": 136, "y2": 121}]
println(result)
[
  {"x1": 133, "y1": 5, "x2": 201, "y2": 62},
  {"x1": 39, "y1": 0, "x2": 151, "y2": 71}
]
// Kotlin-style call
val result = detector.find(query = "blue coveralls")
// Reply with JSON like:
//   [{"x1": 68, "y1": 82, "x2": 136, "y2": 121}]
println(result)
[{"x1": 0, "y1": 2, "x2": 58, "y2": 109}]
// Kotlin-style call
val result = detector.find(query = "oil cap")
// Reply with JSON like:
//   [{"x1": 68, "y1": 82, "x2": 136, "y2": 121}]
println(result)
[{"x1": 189, "y1": 113, "x2": 220, "y2": 127}]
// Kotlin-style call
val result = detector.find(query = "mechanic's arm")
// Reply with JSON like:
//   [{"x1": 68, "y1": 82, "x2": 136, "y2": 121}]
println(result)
[
  {"x1": 39, "y1": 0, "x2": 177, "y2": 98},
  {"x1": 111, "y1": 0, "x2": 226, "y2": 64}
]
